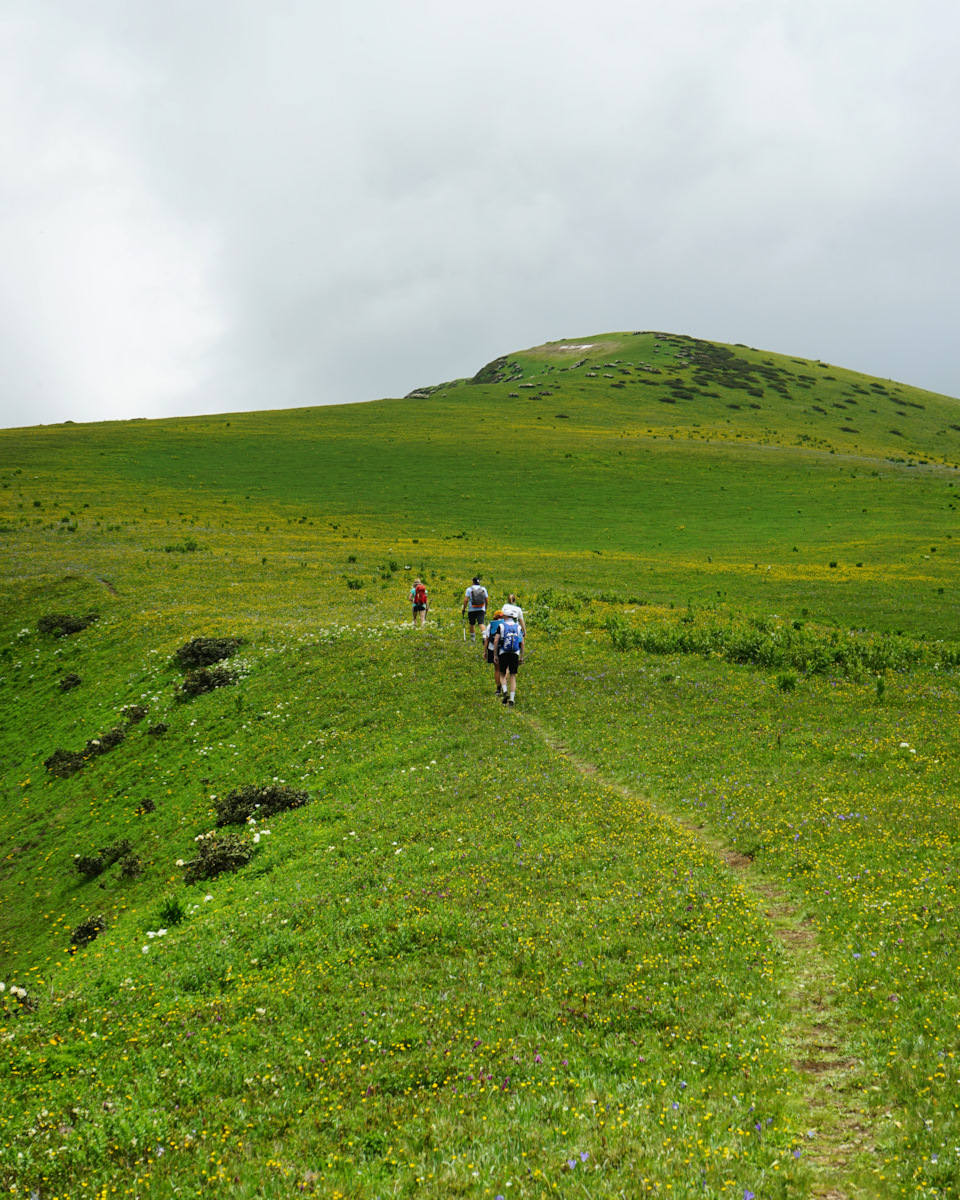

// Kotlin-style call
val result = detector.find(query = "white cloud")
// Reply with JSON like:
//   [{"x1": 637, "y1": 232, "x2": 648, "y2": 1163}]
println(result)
[{"x1": 0, "y1": 0, "x2": 959, "y2": 427}]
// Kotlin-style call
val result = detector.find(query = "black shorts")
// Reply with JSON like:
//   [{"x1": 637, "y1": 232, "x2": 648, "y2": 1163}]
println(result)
[
  {"x1": 499, "y1": 650, "x2": 520, "y2": 674},
  {"x1": 412, "y1": 604, "x2": 426, "y2": 612},
  {"x1": 467, "y1": 610, "x2": 485, "y2": 626},
  {"x1": 486, "y1": 646, "x2": 495, "y2": 664}
]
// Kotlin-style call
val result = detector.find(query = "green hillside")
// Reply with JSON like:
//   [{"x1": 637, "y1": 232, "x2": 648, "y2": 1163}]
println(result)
[{"x1": 2, "y1": 332, "x2": 960, "y2": 1199}]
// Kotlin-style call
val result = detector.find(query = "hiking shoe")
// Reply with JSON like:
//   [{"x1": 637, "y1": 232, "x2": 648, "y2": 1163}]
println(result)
[
  {"x1": 508, "y1": 699, "x2": 515, "y2": 707},
  {"x1": 502, "y1": 695, "x2": 509, "y2": 705}
]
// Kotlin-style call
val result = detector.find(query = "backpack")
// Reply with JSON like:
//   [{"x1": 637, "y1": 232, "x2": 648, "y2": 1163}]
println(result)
[
  {"x1": 500, "y1": 618, "x2": 521, "y2": 654},
  {"x1": 469, "y1": 584, "x2": 487, "y2": 608},
  {"x1": 414, "y1": 583, "x2": 427, "y2": 605}
]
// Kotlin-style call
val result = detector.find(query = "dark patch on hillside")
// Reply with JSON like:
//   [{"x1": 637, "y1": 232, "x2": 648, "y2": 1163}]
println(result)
[
  {"x1": 174, "y1": 637, "x2": 243, "y2": 669},
  {"x1": 45, "y1": 726, "x2": 126, "y2": 778},
  {"x1": 37, "y1": 612, "x2": 100, "y2": 638},
  {"x1": 468, "y1": 357, "x2": 524, "y2": 386},
  {"x1": 178, "y1": 667, "x2": 236, "y2": 699},
  {"x1": 215, "y1": 782, "x2": 310, "y2": 827}
]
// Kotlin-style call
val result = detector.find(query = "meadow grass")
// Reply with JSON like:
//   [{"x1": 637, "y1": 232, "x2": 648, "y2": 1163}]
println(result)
[{"x1": 2, "y1": 331, "x2": 960, "y2": 1197}]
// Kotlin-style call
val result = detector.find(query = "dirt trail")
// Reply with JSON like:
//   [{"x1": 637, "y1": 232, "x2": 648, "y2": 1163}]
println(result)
[{"x1": 526, "y1": 715, "x2": 880, "y2": 1200}]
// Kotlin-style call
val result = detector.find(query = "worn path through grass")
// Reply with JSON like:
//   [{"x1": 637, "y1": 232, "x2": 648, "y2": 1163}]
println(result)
[{"x1": 524, "y1": 713, "x2": 882, "y2": 1200}]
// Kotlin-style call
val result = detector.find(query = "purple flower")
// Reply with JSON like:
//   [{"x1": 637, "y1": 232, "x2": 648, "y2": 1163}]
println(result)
[
  {"x1": 580, "y1": 1151, "x2": 589, "y2": 1162},
  {"x1": 534, "y1": 1054, "x2": 543, "y2": 1064},
  {"x1": 744, "y1": 1192, "x2": 755, "y2": 1200},
  {"x1": 567, "y1": 1160, "x2": 577, "y2": 1170},
  {"x1": 679, "y1": 1081, "x2": 687, "y2": 1089},
  {"x1": 793, "y1": 1149, "x2": 802, "y2": 1159},
  {"x1": 562, "y1": 1059, "x2": 568, "y2": 1066},
  {"x1": 672, "y1": 1102, "x2": 679, "y2": 1110}
]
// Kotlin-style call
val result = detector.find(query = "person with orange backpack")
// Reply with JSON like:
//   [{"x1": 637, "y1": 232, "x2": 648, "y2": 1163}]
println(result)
[{"x1": 409, "y1": 577, "x2": 429, "y2": 627}]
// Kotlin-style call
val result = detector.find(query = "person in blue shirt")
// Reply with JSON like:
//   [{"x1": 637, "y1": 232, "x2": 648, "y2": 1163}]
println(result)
[
  {"x1": 493, "y1": 611, "x2": 525, "y2": 707},
  {"x1": 483, "y1": 610, "x2": 505, "y2": 695}
]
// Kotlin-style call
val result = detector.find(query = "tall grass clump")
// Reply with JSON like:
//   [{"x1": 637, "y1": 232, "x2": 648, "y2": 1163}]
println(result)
[{"x1": 605, "y1": 610, "x2": 960, "y2": 679}]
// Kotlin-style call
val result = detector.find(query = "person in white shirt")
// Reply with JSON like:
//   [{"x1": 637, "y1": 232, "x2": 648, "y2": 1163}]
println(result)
[
  {"x1": 500, "y1": 593, "x2": 525, "y2": 636},
  {"x1": 461, "y1": 577, "x2": 488, "y2": 644}
]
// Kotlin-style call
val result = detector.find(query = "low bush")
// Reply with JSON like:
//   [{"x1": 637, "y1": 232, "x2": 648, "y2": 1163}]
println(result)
[
  {"x1": 45, "y1": 748, "x2": 86, "y2": 778},
  {"x1": 121, "y1": 704, "x2": 148, "y2": 723},
  {"x1": 147, "y1": 723, "x2": 168, "y2": 737},
  {"x1": 117, "y1": 853, "x2": 143, "y2": 880},
  {"x1": 173, "y1": 636, "x2": 243, "y2": 669},
  {"x1": 58, "y1": 673, "x2": 81, "y2": 692},
  {"x1": 182, "y1": 833, "x2": 253, "y2": 884},
  {"x1": 74, "y1": 854, "x2": 106, "y2": 879},
  {"x1": 84, "y1": 727, "x2": 126, "y2": 757},
  {"x1": 214, "y1": 782, "x2": 310, "y2": 827},
  {"x1": 70, "y1": 915, "x2": 106, "y2": 949},
  {"x1": 178, "y1": 667, "x2": 236, "y2": 699},
  {"x1": 73, "y1": 839, "x2": 133, "y2": 880},
  {"x1": 37, "y1": 612, "x2": 99, "y2": 637}
]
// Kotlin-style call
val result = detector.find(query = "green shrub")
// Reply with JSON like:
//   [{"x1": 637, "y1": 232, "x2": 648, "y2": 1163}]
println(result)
[
  {"x1": 214, "y1": 782, "x2": 310, "y2": 827},
  {"x1": 174, "y1": 636, "x2": 243, "y2": 669},
  {"x1": 37, "y1": 612, "x2": 99, "y2": 637},
  {"x1": 117, "y1": 852, "x2": 143, "y2": 880},
  {"x1": 70, "y1": 915, "x2": 106, "y2": 948},
  {"x1": 178, "y1": 667, "x2": 236, "y2": 699},
  {"x1": 157, "y1": 894, "x2": 188, "y2": 926},
  {"x1": 777, "y1": 672, "x2": 797, "y2": 693},
  {"x1": 182, "y1": 834, "x2": 254, "y2": 884}
]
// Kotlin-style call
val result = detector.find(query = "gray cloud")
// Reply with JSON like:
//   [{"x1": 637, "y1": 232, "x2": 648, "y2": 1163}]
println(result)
[{"x1": 1, "y1": 0, "x2": 959, "y2": 428}]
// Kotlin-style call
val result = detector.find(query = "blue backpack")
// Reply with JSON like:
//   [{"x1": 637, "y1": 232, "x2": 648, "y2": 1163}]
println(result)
[{"x1": 500, "y1": 618, "x2": 521, "y2": 654}]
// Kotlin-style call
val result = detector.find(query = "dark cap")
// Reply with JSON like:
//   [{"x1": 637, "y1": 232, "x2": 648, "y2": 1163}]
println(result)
[{"x1": 472, "y1": 576, "x2": 481, "y2": 584}]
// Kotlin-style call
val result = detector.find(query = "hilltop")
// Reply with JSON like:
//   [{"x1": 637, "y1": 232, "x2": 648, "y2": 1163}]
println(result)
[{"x1": 1, "y1": 333, "x2": 960, "y2": 1198}]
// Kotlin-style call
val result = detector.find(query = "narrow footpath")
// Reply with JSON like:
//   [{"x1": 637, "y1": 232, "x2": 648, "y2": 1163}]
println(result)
[{"x1": 526, "y1": 714, "x2": 885, "y2": 1200}]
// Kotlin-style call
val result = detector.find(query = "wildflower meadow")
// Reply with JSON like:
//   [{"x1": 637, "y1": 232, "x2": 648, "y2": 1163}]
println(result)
[{"x1": 2, "y1": 331, "x2": 960, "y2": 1197}]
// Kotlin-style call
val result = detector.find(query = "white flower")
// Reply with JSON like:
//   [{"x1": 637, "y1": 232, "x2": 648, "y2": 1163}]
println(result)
[
  {"x1": 204, "y1": 895, "x2": 213, "y2": 902},
  {"x1": 176, "y1": 859, "x2": 184, "y2": 867},
  {"x1": 147, "y1": 931, "x2": 157, "y2": 938},
  {"x1": 253, "y1": 834, "x2": 260, "y2": 844},
  {"x1": 900, "y1": 742, "x2": 910, "y2": 748},
  {"x1": 0, "y1": 982, "x2": 5, "y2": 993},
  {"x1": 394, "y1": 848, "x2": 402, "y2": 855},
  {"x1": 141, "y1": 946, "x2": 149, "y2": 954}
]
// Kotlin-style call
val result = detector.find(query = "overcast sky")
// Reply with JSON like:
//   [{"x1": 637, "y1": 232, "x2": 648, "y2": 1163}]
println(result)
[{"x1": 1, "y1": 0, "x2": 958, "y2": 428}]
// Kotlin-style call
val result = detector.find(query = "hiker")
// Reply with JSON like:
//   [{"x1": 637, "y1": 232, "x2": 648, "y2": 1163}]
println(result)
[
  {"x1": 409, "y1": 577, "x2": 429, "y2": 627},
  {"x1": 461, "y1": 576, "x2": 488, "y2": 643},
  {"x1": 501, "y1": 593, "x2": 526, "y2": 636},
  {"x1": 493, "y1": 610, "x2": 524, "y2": 707},
  {"x1": 483, "y1": 609, "x2": 505, "y2": 695}
]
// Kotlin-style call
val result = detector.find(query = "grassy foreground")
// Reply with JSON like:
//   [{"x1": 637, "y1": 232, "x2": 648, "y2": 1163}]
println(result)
[{"x1": 2, "y1": 332, "x2": 960, "y2": 1198}]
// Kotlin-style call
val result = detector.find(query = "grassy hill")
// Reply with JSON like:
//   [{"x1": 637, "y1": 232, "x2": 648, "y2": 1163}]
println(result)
[{"x1": 2, "y1": 332, "x2": 960, "y2": 1198}]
